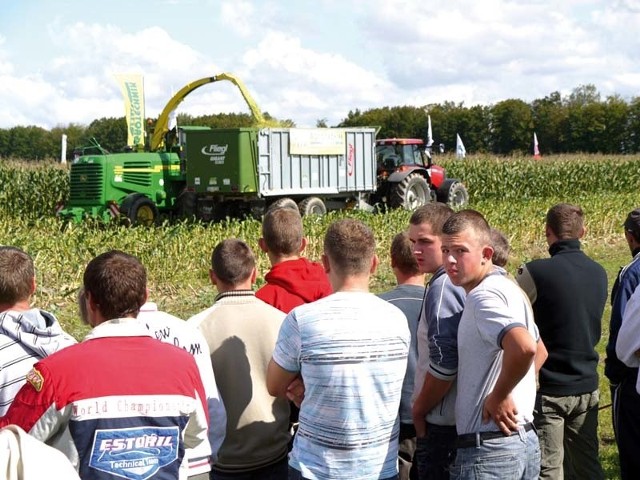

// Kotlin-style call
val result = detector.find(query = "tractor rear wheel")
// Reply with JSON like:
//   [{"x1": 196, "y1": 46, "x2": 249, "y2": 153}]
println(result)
[
  {"x1": 436, "y1": 179, "x2": 469, "y2": 208},
  {"x1": 389, "y1": 173, "x2": 430, "y2": 210},
  {"x1": 298, "y1": 197, "x2": 327, "y2": 216}
]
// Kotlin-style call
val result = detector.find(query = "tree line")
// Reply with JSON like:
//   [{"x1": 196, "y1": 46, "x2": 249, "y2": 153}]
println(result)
[{"x1": 1, "y1": 84, "x2": 639, "y2": 161}]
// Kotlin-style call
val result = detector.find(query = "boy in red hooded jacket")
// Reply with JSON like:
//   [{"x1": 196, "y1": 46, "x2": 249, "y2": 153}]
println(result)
[{"x1": 257, "y1": 205, "x2": 332, "y2": 314}]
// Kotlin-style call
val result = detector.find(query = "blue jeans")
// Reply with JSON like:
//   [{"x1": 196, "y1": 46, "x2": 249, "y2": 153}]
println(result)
[
  {"x1": 450, "y1": 427, "x2": 540, "y2": 480},
  {"x1": 210, "y1": 456, "x2": 288, "y2": 480},
  {"x1": 288, "y1": 467, "x2": 398, "y2": 480},
  {"x1": 415, "y1": 423, "x2": 457, "y2": 480}
]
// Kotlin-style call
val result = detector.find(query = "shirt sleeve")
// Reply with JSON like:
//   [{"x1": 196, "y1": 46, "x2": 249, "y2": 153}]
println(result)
[
  {"x1": 425, "y1": 278, "x2": 465, "y2": 380},
  {"x1": 183, "y1": 358, "x2": 212, "y2": 457},
  {"x1": 190, "y1": 330, "x2": 226, "y2": 462},
  {"x1": 0, "y1": 362, "x2": 67, "y2": 441},
  {"x1": 271, "y1": 312, "x2": 302, "y2": 373},
  {"x1": 616, "y1": 286, "x2": 640, "y2": 367},
  {"x1": 515, "y1": 264, "x2": 537, "y2": 305},
  {"x1": 472, "y1": 287, "x2": 528, "y2": 348}
]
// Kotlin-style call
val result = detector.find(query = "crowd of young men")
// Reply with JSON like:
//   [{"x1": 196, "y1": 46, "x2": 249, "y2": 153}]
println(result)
[{"x1": 0, "y1": 202, "x2": 637, "y2": 479}]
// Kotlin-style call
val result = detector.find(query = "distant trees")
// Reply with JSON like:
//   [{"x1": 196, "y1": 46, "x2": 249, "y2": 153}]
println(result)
[
  {"x1": 340, "y1": 84, "x2": 640, "y2": 155},
  {"x1": 2, "y1": 84, "x2": 640, "y2": 160}
]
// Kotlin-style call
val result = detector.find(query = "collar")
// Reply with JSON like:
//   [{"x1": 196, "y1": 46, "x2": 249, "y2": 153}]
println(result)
[
  {"x1": 548, "y1": 238, "x2": 581, "y2": 256},
  {"x1": 428, "y1": 266, "x2": 447, "y2": 286},
  {"x1": 83, "y1": 317, "x2": 152, "y2": 341},
  {"x1": 214, "y1": 290, "x2": 255, "y2": 302}
]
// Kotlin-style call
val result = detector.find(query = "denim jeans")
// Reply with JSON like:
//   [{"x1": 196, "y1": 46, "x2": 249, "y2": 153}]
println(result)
[
  {"x1": 288, "y1": 466, "x2": 398, "y2": 480},
  {"x1": 534, "y1": 390, "x2": 604, "y2": 480},
  {"x1": 449, "y1": 427, "x2": 540, "y2": 480},
  {"x1": 210, "y1": 456, "x2": 288, "y2": 480},
  {"x1": 414, "y1": 423, "x2": 457, "y2": 480}
]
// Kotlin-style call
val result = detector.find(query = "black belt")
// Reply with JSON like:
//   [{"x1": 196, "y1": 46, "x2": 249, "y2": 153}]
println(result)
[{"x1": 456, "y1": 422, "x2": 535, "y2": 448}]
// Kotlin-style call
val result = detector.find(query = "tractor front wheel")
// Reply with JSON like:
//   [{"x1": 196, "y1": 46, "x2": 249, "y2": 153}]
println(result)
[
  {"x1": 436, "y1": 179, "x2": 469, "y2": 208},
  {"x1": 127, "y1": 196, "x2": 159, "y2": 226}
]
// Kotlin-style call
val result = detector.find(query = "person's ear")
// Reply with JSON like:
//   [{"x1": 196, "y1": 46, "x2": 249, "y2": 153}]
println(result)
[
  {"x1": 579, "y1": 226, "x2": 586, "y2": 239},
  {"x1": 258, "y1": 238, "x2": 268, "y2": 253},
  {"x1": 321, "y1": 253, "x2": 331, "y2": 274},
  {"x1": 209, "y1": 268, "x2": 218, "y2": 287},
  {"x1": 250, "y1": 267, "x2": 257, "y2": 284},
  {"x1": 299, "y1": 237, "x2": 308, "y2": 253},
  {"x1": 29, "y1": 276, "x2": 37, "y2": 297},
  {"x1": 370, "y1": 254, "x2": 380, "y2": 274},
  {"x1": 481, "y1": 246, "x2": 494, "y2": 265}
]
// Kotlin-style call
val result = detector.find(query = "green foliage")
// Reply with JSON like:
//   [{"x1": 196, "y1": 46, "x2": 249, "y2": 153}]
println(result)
[
  {"x1": 440, "y1": 154, "x2": 640, "y2": 201},
  {"x1": 80, "y1": 117, "x2": 128, "y2": 153},
  {"x1": 3, "y1": 83, "x2": 640, "y2": 160},
  {"x1": 0, "y1": 160, "x2": 69, "y2": 219},
  {"x1": 490, "y1": 99, "x2": 533, "y2": 154}
]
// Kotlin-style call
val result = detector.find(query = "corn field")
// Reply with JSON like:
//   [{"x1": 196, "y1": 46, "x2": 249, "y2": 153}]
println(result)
[{"x1": 0, "y1": 154, "x2": 636, "y2": 476}]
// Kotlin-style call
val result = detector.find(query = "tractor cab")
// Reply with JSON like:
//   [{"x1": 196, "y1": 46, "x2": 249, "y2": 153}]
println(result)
[{"x1": 375, "y1": 138, "x2": 432, "y2": 174}]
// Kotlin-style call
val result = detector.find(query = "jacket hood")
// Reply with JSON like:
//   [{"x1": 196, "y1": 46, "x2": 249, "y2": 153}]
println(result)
[
  {"x1": 0, "y1": 308, "x2": 77, "y2": 357},
  {"x1": 264, "y1": 258, "x2": 332, "y2": 303}
]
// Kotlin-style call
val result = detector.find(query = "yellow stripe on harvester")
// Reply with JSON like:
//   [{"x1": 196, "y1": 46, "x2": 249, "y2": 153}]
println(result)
[{"x1": 113, "y1": 165, "x2": 180, "y2": 173}]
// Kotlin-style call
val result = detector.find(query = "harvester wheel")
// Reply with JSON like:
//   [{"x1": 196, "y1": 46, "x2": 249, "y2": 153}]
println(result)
[
  {"x1": 436, "y1": 179, "x2": 469, "y2": 208},
  {"x1": 389, "y1": 173, "x2": 430, "y2": 210},
  {"x1": 298, "y1": 197, "x2": 327, "y2": 216},
  {"x1": 128, "y1": 196, "x2": 159, "y2": 226}
]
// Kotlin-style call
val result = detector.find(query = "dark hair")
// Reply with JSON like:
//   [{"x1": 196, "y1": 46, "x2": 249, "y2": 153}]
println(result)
[
  {"x1": 390, "y1": 232, "x2": 420, "y2": 275},
  {"x1": 623, "y1": 208, "x2": 640, "y2": 242},
  {"x1": 83, "y1": 250, "x2": 147, "y2": 320},
  {"x1": 324, "y1": 219, "x2": 375, "y2": 275},
  {"x1": 262, "y1": 207, "x2": 303, "y2": 256},
  {"x1": 409, "y1": 203, "x2": 454, "y2": 234},
  {"x1": 442, "y1": 209, "x2": 491, "y2": 245},
  {"x1": 546, "y1": 203, "x2": 583, "y2": 240},
  {"x1": 490, "y1": 228, "x2": 510, "y2": 268},
  {"x1": 211, "y1": 239, "x2": 256, "y2": 285},
  {"x1": 0, "y1": 246, "x2": 34, "y2": 305}
]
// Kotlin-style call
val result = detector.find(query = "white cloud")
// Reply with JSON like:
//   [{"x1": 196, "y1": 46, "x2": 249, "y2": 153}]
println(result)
[
  {"x1": 220, "y1": 0, "x2": 256, "y2": 37},
  {"x1": 240, "y1": 31, "x2": 394, "y2": 125}
]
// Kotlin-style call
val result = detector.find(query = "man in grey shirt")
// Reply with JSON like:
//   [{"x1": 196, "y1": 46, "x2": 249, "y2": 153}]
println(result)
[{"x1": 378, "y1": 231, "x2": 426, "y2": 480}]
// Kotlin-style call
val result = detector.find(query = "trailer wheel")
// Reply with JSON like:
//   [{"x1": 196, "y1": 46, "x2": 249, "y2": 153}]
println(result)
[
  {"x1": 298, "y1": 197, "x2": 327, "y2": 216},
  {"x1": 436, "y1": 179, "x2": 469, "y2": 208},
  {"x1": 389, "y1": 173, "x2": 430, "y2": 210},
  {"x1": 128, "y1": 196, "x2": 159, "y2": 226}
]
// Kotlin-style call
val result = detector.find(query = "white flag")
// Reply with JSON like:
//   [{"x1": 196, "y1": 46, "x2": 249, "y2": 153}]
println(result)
[
  {"x1": 456, "y1": 133, "x2": 466, "y2": 159},
  {"x1": 427, "y1": 115, "x2": 434, "y2": 147},
  {"x1": 533, "y1": 132, "x2": 541, "y2": 158},
  {"x1": 168, "y1": 109, "x2": 178, "y2": 131}
]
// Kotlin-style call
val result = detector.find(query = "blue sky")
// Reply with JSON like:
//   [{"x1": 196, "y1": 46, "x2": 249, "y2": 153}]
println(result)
[{"x1": 1, "y1": 0, "x2": 639, "y2": 129}]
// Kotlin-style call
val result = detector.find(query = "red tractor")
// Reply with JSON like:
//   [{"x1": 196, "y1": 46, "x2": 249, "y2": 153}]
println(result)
[{"x1": 373, "y1": 138, "x2": 469, "y2": 210}]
